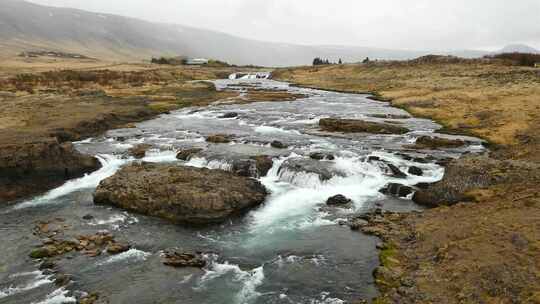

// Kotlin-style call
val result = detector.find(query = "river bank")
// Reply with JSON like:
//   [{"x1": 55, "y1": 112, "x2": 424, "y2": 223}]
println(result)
[
  {"x1": 0, "y1": 74, "x2": 479, "y2": 304},
  {"x1": 0, "y1": 64, "x2": 305, "y2": 203},
  {"x1": 274, "y1": 59, "x2": 540, "y2": 303}
]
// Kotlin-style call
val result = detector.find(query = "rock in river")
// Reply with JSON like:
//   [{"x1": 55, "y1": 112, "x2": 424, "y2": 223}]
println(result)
[
  {"x1": 163, "y1": 250, "x2": 206, "y2": 268},
  {"x1": 0, "y1": 138, "x2": 101, "y2": 203},
  {"x1": 94, "y1": 163, "x2": 268, "y2": 224},
  {"x1": 127, "y1": 144, "x2": 152, "y2": 159},
  {"x1": 319, "y1": 118, "x2": 409, "y2": 134},
  {"x1": 206, "y1": 134, "x2": 232, "y2": 144},
  {"x1": 408, "y1": 166, "x2": 423, "y2": 176},
  {"x1": 231, "y1": 155, "x2": 274, "y2": 178},
  {"x1": 219, "y1": 112, "x2": 239, "y2": 119},
  {"x1": 326, "y1": 194, "x2": 353, "y2": 206},
  {"x1": 176, "y1": 148, "x2": 203, "y2": 161},
  {"x1": 411, "y1": 136, "x2": 466, "y2": 150},
  {"x1": 380, "y1": 183, "x2": 414, "y2": 198},
  {"x1": 310, "y1": 152, "x2": 335, "y2": 161},
  {"x1": 271, "y1": 140, "x2": 288, "y2": 149}
]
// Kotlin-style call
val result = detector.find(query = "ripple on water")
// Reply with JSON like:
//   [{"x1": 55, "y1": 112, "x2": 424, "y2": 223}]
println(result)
[{"x1": 2, "y1": 78, "x2": 484, "y2": 304}]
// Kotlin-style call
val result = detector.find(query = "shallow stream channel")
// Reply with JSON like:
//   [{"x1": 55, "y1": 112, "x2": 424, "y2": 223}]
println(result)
[{"x1": 0, "y1": 76, "x2": 484, "y2": 304}]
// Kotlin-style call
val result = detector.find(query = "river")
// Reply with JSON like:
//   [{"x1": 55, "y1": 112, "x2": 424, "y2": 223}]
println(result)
[{"x1": 0, "y1": 76, "x2": 484, "y2": 304}]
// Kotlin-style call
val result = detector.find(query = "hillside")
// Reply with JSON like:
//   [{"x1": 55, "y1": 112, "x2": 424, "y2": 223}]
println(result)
[
  {"x1": 499, "y1": 44, "x2": 540, "y2": 54},
  {"x1": 0, "y1": 0, "x2": 486, "y2": 66}
]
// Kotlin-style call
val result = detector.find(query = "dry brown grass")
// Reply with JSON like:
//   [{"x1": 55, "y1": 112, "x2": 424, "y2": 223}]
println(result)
[
  {"x1": 275, "y1": 61, "x2": 540, "y2": 303},
  {"x1": 0, "y1": 62, "x2": 250, "y2": 144},
  {"x1": 274, "y1": 62, "x2": 540, "y2": 148}
]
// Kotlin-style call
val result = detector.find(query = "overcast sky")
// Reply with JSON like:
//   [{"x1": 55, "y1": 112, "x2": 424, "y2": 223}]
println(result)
[{"x1": 27, "y1": 0, "x2": 540, "y2": 51}]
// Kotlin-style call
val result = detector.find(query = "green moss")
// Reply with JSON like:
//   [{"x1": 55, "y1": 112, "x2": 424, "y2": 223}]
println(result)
[
  {"x1": 372, "y1": 298, "x2": 390, "y2": 304},
  {"x1": 147, "y1": 102, "x2": 177, "y2": 113},
  {"x1": 29, "y1": 247, "x2": 52, "y2": 259},
  {"x1": 379, "y1": 242, "x2": 398, "y2": 268}
]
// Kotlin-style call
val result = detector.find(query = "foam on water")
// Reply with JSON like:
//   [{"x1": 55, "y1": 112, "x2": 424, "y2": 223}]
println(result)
[
  {"x1": 32, "y1": 288, "x2": 76, "y2": 304},
  {"x1": 235, "y1": 266, "x2": 265, "y2": 304},
  {"x1": 186, "y1": 157, "x2": 233, "y2": 171},
  {"x1": 97, "y1": 249, "x2": 151, "y2": 266},
  {"x1": 254, "y1": 125, "x2": 301, "y2": 135},
  {"x1": 249, "y1": 156, "x2": 388, "y2": 233},
  {"x1": 88, "y1": 212, "x2": 138, "y2": 230},
  {"x1": 0, "y1": 271, "x2": 52, "y2": 299},
  {"x1": 309, "y1": 292, "x2": 345, "y2": 304},
  {"x1": 14, "y1": 155, "x2": 127, "y2": 210},
  {"x1": 142, "y1": 150, "x2": 178, "y2": 163},
  {"x1": 197, "y1": 258, "x2": 265, "y2": 304}
]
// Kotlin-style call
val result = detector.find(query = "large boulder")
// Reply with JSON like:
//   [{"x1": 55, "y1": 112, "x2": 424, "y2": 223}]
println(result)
[
  {"x1": 411, "y1": 136, "x2": 466, "y2": 150},
  {"x1": 326, "y1": 194, "x2": 353, "y2": 206},
  {"x1": 127, "y1": 144, "x2": 152, "y2": 159},
  {"x1": 94, "y1": 163, "x2": 268, "y2": 224},
  {"x1": 310, "y1": 152, "x2": 335, "y2": 161},
  {"x1": 319, "y1": 118, "x2": 409, "y2": 134},
  {"x1": 231, "y1": 155, "x2": 274, "y2": 178},
  {"x1": 176, "y1": 148, "x2": 203, "y2": 161},
  {"x1": 278, "y1": 158, "x2": 345, "y2": 182},
  {"x1": 412, "y1": 155, "x2": 501, "y2": 207},
  {"x1": 0, "y1": 138, "x2": 101, "y2": 202},
  {"x1": 206, "y1": 134, "x2": 232, "y2": 144},
  {"x1": 380, "y1": 183, "x2": 414, "y2": 198},
  {"x1": 271, "y1": 140, "x2": 288, "y2": 149}
]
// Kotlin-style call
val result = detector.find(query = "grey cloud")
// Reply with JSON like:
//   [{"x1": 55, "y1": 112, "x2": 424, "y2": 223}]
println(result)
[{"x1": 27, "y1": 0, "x2": 540, "y2": 50}]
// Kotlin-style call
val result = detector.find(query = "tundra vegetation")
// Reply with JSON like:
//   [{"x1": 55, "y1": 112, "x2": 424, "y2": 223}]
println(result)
[
  {"x1": 274, "y1": 55, "x2": 540, "y2": 303},
  {"x1": 0, "y1": 62, "x2": 302, "y2": 202}
]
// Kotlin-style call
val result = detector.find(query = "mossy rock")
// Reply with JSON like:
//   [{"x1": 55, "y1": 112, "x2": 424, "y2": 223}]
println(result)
[{"x1": 29, "y1": 247, "x2": 53, "y2": 259}]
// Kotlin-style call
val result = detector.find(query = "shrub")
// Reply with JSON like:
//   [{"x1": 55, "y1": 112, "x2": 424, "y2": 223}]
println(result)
[{"x1": 485, "y1": 53, "x2": 540, "y2": 67}]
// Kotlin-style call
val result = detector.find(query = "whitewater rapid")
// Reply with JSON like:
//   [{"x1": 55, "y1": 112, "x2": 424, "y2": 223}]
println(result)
[{"x1": 0, "y1": 77, "x2": 483, "y2": 304}]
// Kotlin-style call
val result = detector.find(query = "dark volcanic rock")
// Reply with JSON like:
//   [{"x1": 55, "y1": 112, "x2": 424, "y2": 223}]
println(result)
[
  {"x1": 0, "y1": 138, "x2": 101, "y2": 203},
  {"x1": 163, "y1": 250, "x2": 206, "y2": 268},
  {"x1": 380, "y1": 183, "x2": 414, "y2": 198},
  {"x1": 386, "y1": 163, "x2": 407, "y2": 178},
  {"x1": 250, "y1": 155, "x2": 274, "y2": 177},
  {"x1": 319, "y1": 118, "x2": 409, "y2": 134},
  {"x1": 232, "y1": 159, "x2": 258, "y2": 177},
  {"x1": 106, "y1": 242, "x2": 131, "y2": 254},
  {"x1": 206, "y1": 134, "x2": 232, "y2": 144},
  {"x1": 412, "y1": 136, "x2": 466, "y2": 150},
  {"x1": 368, "y1": 114, "x2": 410, "y2": 119},
  {"x1": 94, "y1": 163, "x2": 268, "y2": 224},
  {"x1": 127, "y1": 144, "x2": 152, "y2": 159},
  {"x1": 408, "y1": 166, "x2": 424, "y2": 176},
  {"x1": 278, "y1": 158, "x2": 344, "y2": 182},
  {"x1": 176, "y1": 148, "x2": 203, "y2": 161},
  {"x1": 310, "y1": 152, "x2": 335, "y2": 161},
  {"x1": 219, "y1": 112, "x2": 239, "y2": 119},
  {"x1": 271, "y1": 140, "x2": 288, "y2": 149},
  {"x1": 82, "y1": 214, "x2": 94, "y2": 220},
  {"x1": 413, "y1": 155, "x2": 501, "y2": 207},
  {"x1": 367, "y1": 156, "x2": 381, "y2": 162},
  {"x1": 232, "y1": 155, "x2": 274, "y2": 178},
  {"x1": 326, "y1": 194, "x2": 353, "y2": 206}
]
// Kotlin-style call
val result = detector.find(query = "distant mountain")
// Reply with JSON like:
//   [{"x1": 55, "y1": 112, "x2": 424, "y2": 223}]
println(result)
[
  {"x1": 498, "y1": 44, "x2": 540, "y2": 54},
  {"x1": 0, "y1": 0, "x2": 489, "y2": 66}
]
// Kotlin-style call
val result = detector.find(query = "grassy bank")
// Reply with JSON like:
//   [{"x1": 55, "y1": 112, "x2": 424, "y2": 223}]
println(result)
[
  {"x1": 0, "y1": 62, "x2": 308, "y2": 203},
  {"x1": 274, "y1": 60, "x2": 540, "y2": 151},
  {"x1": 274, "y1": 59, "x2": 540, "y2": 303}
]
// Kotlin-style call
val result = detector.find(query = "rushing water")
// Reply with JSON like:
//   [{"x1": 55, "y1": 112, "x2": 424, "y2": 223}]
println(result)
[{"x1": 0, "y1": 77, "x2": 484, "y2": 304}]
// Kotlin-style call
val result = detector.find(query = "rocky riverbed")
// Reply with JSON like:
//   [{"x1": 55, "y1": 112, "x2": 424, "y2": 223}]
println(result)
[{"x1": 0, "y1": 76, "x2": 484, "y2": 304}]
